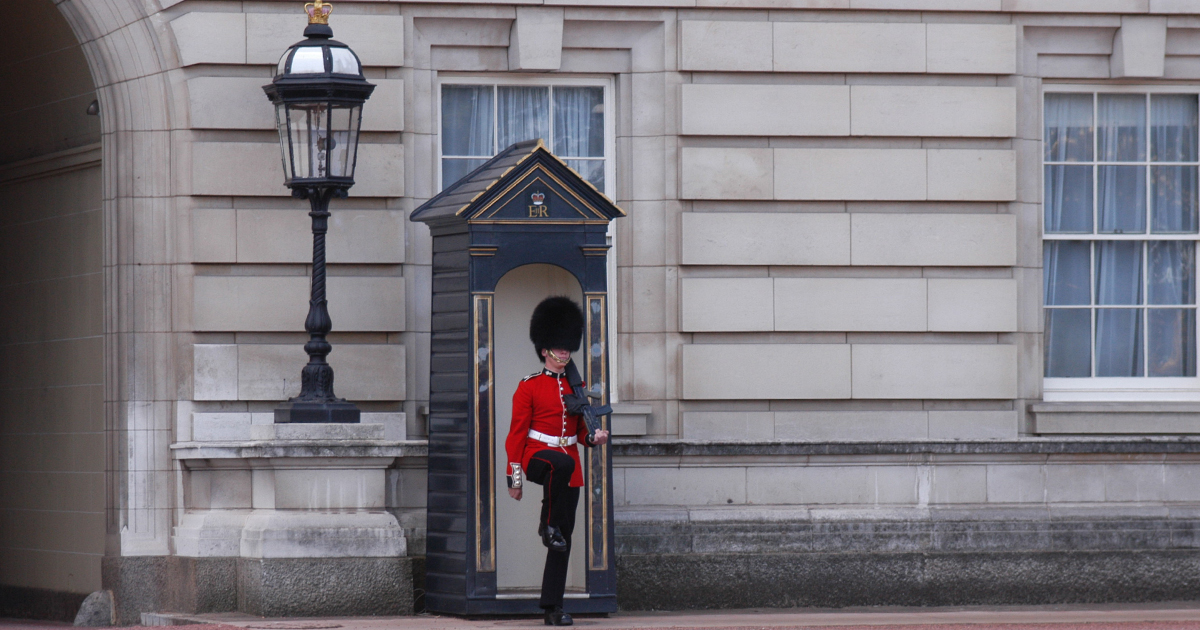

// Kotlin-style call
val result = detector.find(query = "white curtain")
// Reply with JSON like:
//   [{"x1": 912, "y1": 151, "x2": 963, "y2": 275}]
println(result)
[
  {"x1": 498, "y1": 86, "x2": 549, "y2": 149},
  {"x1": 554, "y1": 87, "x2": 605, "y2": 189},
  {"x1": 1044, "y1": 241, "x2": 1092, "y2": 377},
  {"x1": 1149, "y1": 241, "x2": 1197, "y2": 376},
  {"x1": 441, "y1": 85, "x2": 494, "y2": 187},
  {"x1": 1094, "y1": 241, "x2": 1144, "y2": 376},
  {"x1": 1045, "y1": 94, "x2": 1093, "y2": 233},
  {"x1": 1151, "y1": 96, "x2": 1199, "y2": 233}
]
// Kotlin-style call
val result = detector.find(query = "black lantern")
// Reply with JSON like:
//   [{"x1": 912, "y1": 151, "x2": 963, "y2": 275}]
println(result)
[{"x1": 263, "y1": 0, "x2": 375, "y2": 424}]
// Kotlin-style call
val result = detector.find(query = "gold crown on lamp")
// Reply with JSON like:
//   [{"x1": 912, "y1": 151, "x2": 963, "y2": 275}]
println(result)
[{"x1": 305, "y1": 0, "x2": 333, "y2": 25}]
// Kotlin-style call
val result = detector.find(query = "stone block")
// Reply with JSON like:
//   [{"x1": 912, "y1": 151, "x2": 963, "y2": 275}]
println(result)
[
  {"x1": 235, "y1": 210, "x2": 310, "y2": 263},
  {"x1": 193, "y1": 344, "x2": 237, "y2": 401},
  {"x1": 931, "y1": 465, "x2": 987, "y2": 504},
  {"x1": 509, "y1": 7, "x2": 564, "y2": 71},
  {"x1": 679, "y1": 21, "x2": 773, "y2": 72},
  {"x1": 361, "y1": 79, "x2": 405, "y2": 133},
  {"x1": 188, "y1": 77, "x2": 403, "y2": 133},
  {"x1": 623, "y1": 467, "x2": 746, "y2": 506},
  {"x1": 192, "y1": 413, "x2": 252, "y2": 441},
  {"x1": 850, "y1": 86, "x2": 1016, "y2": 138},
  {"x1": 850, "y1": 214, "x2": 1016, "y2": 266},
  {"x1": 240, "y1": 512, "x2": 403, "y2": 557},
  {"x1": 272, "y1": 469, "x2": 387, "y2": 510},
  {"x1": 680, "y1": 147, "x2": 772, "y2": 200},
  {"x1": 191, "y1": 208, "x2": 236, "y2": 263},
  {"x1": 237, "y1": 343, "x2": 404, "y2": 401},
  {"x1": 682, "y1": 411, "x2": 774, "y2": 440},
  {"x1": 363, "y1": 412, "x2": 407, "y2": 440},
  {"x1": 246, "y1": 13, "x2": 404, "y2": 67},
  {"x1": 682, "y1": 344, "x2": 851, "y2": 399},
  {"x1": 1111, "y1": 16, "x2": 1167, "y2": 78},
  {"x1": 327, "y1": 276, "x2": 406, "y2": 332},
  {"x1": 237, "y1": 556, "x2": 412, "y2": 617},
  {"x1": 928, "y1": 279, "x2": 1017, "y2": 332},
  {"x1": 985, "y1": 464, "x2": 1045, "y2": 503},
  {"x1": 193, "y1": 275, "x2": 404, "y2": 332},
  {"x1": 926, "y1": 24, "x2": 1017, "y2": 75},
  {"x1": 610, "y1": 404, "x2": 650, "y2": 436},
  {"x1": 191, "y1": 143, "x2": 403, "y2": 198},
  {"x1": 681, "y1": 85, "x2": 849, "y2": 137},
  {"x1": 680, "y1": 278, "x2": 773, "y2": 332},
  {"x1": 192, "y1": 276, "x2": 307, "y2": 332},
  {"x1": 775, "y1": 149, "x2": 926, "y2": 201},
  {"x1": 774, "y1": 278, "x2": 926, "y2": 332},
  {"x1": 1104, "y1": 464, "x2": 1166, "y2": 502},
  {"x1": 928, "y1": 410, "x2": 1017, "y2": 440},
  {"x1": 249, "y1": 423, "x2": 385, "y2": 441},
  {"x1": 1045, "y1": 464, "x2": 1107, "y2": 503},
  {"x1": 190, "y1": 142, "x2": 287, "y2": 198},
  {"x1": 851, "y1": 344, "x2": 1018, "y2": 399},
  {"x1": 171, "y1": 12, "x2": 245, "y2": 66},
  {"x1": 188, "y1": 77, "x2": 273, "y2": 130},
  {"x1": 927, "y1": 150, "x2": 1016, "y2": 201},
  {"x1": 681, "y1": 213, "x2": 850, "y2": 266},
  {"x1": 748, "y1": 466, "x2": 873, "y2": 505},
  {"x1": 774, "y1": 411, "x2": 928, "y2": 441},
  {"x1": 774, "y1": 22, "x2": 925, "y2": 73}
]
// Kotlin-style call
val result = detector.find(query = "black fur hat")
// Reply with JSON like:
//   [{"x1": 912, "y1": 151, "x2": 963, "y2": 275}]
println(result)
[{"x1": 529, "y1": 296, "x2": 584, "y2": 362}]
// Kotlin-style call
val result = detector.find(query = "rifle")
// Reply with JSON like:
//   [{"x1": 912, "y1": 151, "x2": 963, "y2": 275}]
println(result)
[{"x1": 562, "y1": 359, "x2": 612, "y2": 442}]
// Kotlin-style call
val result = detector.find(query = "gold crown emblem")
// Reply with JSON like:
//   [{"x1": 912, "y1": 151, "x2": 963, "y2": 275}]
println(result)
[{"x1": 305, "y1": 0, "x2": 332, "y2": 25}]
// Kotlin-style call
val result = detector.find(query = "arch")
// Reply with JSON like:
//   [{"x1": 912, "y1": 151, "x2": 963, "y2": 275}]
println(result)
[{"x1": 0, "y1": 0, "x2": 184, "y2": 622}]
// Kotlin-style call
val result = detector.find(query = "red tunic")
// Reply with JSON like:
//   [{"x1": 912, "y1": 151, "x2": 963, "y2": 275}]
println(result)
[{"x1": 506, "y1": 369, "x2": 590, "y2": 488}]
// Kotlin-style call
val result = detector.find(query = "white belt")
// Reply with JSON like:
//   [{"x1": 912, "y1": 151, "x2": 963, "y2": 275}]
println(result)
[{"x1": 529, "y1": 429, "x2": 577, "y2": 447}]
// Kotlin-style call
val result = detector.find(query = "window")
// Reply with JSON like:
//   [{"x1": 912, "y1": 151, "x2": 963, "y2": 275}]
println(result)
[
  {"x1": 439, "y1": 78, "x2": 611, "y2": 193},
  {"x1": 1044, "y1": 89, "x2": 1200, "y2": 399}
]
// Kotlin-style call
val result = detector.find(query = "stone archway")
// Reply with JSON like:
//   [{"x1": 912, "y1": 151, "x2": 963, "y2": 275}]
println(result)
[{"x1": 0, "y1": 0, "x2": 181, "y2": 622}]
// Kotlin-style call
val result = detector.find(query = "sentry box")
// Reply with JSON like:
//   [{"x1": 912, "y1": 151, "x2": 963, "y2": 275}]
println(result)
[{"x1": 411, "y1": 140, "x2": 625, "y2": 615}]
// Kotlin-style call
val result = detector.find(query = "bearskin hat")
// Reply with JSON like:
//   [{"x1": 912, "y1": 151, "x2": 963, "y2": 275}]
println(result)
[{"x1": 529, "y1": 296, "x2": 584, "y2": 362}]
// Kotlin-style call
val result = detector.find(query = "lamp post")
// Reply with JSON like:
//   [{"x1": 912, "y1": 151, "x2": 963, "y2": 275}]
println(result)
[{"x1": 263, "y1": 0, "x2": 375, "y2": 424}]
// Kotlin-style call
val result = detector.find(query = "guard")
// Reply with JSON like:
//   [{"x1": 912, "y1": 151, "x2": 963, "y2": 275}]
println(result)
[{"x1": 505, "y1": 297, "x2": 610, "y2": 626}]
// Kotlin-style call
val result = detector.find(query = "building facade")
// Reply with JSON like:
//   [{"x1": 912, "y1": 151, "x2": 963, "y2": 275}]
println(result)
[{"x1": 5, "y1": 0, "x2": 1200, "y2": 622}]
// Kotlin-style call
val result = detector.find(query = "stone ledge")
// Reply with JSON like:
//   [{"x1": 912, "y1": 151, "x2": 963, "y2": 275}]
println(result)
[
  {"x1": 1031, "y1": 402, "x2": 1200, "y2": 434},
  {"x1": 171, "y1": 439, "x2": 428, "y2": 461},
  {"x1": 611, "y1": 437, "x2": 1200, "y2": 458},
  {"x1": 616, "y1": 550, "x2": 1200, "y2": 610}
]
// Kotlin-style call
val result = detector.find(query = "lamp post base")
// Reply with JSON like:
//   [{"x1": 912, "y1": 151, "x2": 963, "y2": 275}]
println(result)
[{"x1": 274, "y1": 400, "x2": 361, "y2": 424}]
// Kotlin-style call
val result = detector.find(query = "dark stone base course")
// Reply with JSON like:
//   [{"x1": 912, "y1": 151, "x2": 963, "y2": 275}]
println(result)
[
  {"x1": 102, "y1": 556, "x2": 414, "y2": 625},
  {"x1": 616, "y1": 551, "x2": 1200, "y2": 610},
  {"x1": 0, "y1": 585, "x2": 88, "y2": 622},
  {"x1": 238, "y1": 558, "x2": 414, "y2": 618}
]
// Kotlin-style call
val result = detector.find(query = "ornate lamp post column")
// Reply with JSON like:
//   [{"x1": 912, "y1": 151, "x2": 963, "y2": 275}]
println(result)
[{"x1": 263, "y1": 0, "x2": 375, "y2": 423}]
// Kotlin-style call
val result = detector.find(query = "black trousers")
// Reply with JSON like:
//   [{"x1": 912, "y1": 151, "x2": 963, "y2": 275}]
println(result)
[{"x1": 525, "y1": 449, "x2": 580, "y2": 610}]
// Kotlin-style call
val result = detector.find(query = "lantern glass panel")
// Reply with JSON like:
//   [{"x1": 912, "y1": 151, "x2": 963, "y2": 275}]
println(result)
[
  {"x1": 274, "y1": 103, "x2": 293, "y2": 181},
  {"x1": 330, "y1": 48, "x2": 360, "y2": 75},
  {"x1": 289, "y1": 46, "x2": 326, "y2": 74},
  {"x1": 277, "y1": 51, "x2": 290, "y2": 76},
  {"x1": 286, "y1": 103, "x2": 329, "y2": 179},
  {"x1": 328, "y1": 104, "x2": 361, "y2": 178}
]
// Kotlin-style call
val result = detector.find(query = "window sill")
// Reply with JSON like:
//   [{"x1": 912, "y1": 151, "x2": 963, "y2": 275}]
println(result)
[{"x1": 1031, "y1": 401, "x2": 1200, "y2": 434}]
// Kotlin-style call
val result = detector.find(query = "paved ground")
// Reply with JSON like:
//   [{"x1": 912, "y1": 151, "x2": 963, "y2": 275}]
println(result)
[{"x1": 9, "y1": 602, "x2": 1200, "y2": 630}]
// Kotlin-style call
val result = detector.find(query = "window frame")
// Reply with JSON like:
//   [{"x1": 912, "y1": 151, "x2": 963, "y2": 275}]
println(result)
[
  {"x1": 1043, "y1": 83, "x2": 1200, "y2": 402},
  {"x1": 436, "y1": 74, "x2": 616, "y2": 197},
  {"x1": 434, "y1": 73, "x2": 620, "y2": 403}
]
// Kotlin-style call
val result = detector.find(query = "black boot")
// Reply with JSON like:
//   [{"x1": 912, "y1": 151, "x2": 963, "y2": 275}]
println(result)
[
  {"x1": 538, "y1": 523, "x2": 568, "y2": 552},
  {"x1": 544, "y1": 606, "x2": 573, "y2": 626}
]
